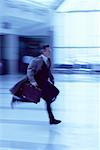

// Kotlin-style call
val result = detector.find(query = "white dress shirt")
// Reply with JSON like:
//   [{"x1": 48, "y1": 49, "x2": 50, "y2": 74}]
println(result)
[{"x1": 41, "y1": 54, "x2": 48, "y2": 65}]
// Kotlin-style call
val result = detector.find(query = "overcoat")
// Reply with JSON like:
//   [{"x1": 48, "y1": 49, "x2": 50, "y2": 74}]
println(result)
[{"x1": 10, "y1": 55, "x2": 59, "y2": 103}]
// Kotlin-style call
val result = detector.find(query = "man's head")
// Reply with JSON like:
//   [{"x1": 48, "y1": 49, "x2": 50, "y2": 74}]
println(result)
[{"x1": 41, "y1": 45, "x2": 51, "y2": 58}]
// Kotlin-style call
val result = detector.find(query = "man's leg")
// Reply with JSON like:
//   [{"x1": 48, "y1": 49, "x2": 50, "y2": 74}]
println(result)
[
  {"x1": 46, "y1": 102, "x2": 55, "y2": 121},
  {"x1": 46, "y1": 101, "x2": 61, "y2": 125},
  {"x1": 11, "y1": 94, "x2": 34, "y2": 108},
  {"x1": 11, "y1": 95, "x2": 21, "y2": 109}
]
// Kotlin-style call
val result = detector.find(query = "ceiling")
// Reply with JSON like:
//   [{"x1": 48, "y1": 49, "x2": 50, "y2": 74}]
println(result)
[
  {"x1": 56, "y1": 0, "x2": 100, "y2": 12},
  {"x1": 1, "y1": 0, "x2": 99, "y2": 35},
  {"x1": 0, "y1": 0, "x2": 64, "y2": 35},
  {"x1": 7, "y1": 0, "x2": 64, "y2": 10}
]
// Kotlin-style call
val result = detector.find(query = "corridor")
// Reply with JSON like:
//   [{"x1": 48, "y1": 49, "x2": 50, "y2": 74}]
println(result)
[{"x1": 0, "y1": 74, "x2": 99, "y2": 150}]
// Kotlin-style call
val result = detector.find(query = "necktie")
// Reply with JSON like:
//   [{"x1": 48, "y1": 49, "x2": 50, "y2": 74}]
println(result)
[{"x1": 47, "y1": 58, "x2": 50, "y2": 67}]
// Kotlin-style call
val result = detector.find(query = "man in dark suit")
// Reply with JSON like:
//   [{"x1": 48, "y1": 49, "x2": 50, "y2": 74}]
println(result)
[{"x1": 11, "y1": 45, "x2": 61, "y2": 125}]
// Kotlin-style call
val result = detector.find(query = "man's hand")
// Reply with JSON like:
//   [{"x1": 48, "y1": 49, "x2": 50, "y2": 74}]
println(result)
[
  {"x1": 48, "y1": 79, "x2": 54, "y2": 85},
  {"x1": 51, "y1": 80, "x2": 54, "y2": 85},
  {"x1": 31, "y1": 82, "x2": 38, "y2": 87}
]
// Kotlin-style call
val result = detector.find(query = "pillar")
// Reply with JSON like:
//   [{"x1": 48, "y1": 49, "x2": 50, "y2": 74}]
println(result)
[{"x1": 4, "y1": 34, "x2": 19, "y2": 74}]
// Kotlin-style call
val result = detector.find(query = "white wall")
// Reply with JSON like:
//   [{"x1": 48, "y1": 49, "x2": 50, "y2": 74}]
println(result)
[{"x1": 53, "y1": 12, "x2": 100, "y2": 64}]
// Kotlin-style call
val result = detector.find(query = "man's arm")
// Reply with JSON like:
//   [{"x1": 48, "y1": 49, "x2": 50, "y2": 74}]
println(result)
[
  {"x1": 49, "y1": 69, "x2": 54, "y2": 84},
  {"x1": 48, "y1": 58, "x2": 54, "y2": 84},
  {"x1": 27, "y1": 57, "x2": 43, "y2": 86}
]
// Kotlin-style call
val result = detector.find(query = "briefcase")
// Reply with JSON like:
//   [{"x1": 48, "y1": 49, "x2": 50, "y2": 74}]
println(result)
[
  {"x1": 21, "y1": 83, "x2": 42, "y2": 104},
  {"x1": 41, "y1": 81, "x2": 59, "y2": 103}
]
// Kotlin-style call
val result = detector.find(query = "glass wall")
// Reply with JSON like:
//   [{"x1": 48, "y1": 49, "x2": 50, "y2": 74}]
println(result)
[
  {"x1": 53, "y1": 12, "x2": 100, "y2": 72},
  {"x1": 0, "y1": 35, "x2": 8, "y2": 74}
]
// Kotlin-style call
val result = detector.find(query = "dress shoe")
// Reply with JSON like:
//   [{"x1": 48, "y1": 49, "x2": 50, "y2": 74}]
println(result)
[
  {"x1": 50, "y1": 119, "x2": 61, "y2": 125},
  {"x1": 11, "y1": 96, "x2": 17, "y2": 109},
  {"x1": 11, "y1": 96, "x2": 21, "y2": 109}
]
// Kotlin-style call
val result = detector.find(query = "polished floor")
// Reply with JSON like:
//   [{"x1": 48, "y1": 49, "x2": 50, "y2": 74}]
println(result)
[{"x1": 0, "y1": 74, "x2": 100, "y2": 150}]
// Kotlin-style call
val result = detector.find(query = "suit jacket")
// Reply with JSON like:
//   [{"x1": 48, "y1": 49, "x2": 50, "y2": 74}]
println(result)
[
  {"x1": 10, "y1": 76, "x2": 28, "y2": 95},
  {"x1": 10, "y1": 55, "x2": 59, "y2": 103},
  {"x1": 27, "y1": 55, "x2": 54, "y2": 86},
  {"x1": 27, "y1": 55, "x2": 59, "y2": 102},
  {"x1": 10, "y1": 56, "x2": 54, "y2": 95}
]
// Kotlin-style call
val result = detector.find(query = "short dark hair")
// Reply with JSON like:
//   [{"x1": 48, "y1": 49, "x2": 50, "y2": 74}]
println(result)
[
  {"x1": 40, "y1": 44, "x2": 50, "y2": 54},
  {"x1": 42, "y1": 45, "x2": 50, "y2": 49}
]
